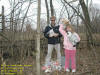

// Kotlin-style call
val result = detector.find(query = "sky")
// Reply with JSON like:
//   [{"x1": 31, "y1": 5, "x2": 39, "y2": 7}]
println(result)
[
  {"x1": 93, "y1": 0, "x2": 100, "y2": 4},
  {"x1": 92, "y1": 0, "x2": 100, "y2": 9},
  {"x1": 0, "y1": 0, "x2": 100, "y2": 29},
  {"x1": 0, "y1": 0, "x2": 100, "y2": 16}
]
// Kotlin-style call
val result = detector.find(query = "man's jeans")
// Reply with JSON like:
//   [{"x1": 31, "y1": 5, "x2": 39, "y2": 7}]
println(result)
[{"x1": 45, "y1": 44, "x2": 61, "y2": 66}]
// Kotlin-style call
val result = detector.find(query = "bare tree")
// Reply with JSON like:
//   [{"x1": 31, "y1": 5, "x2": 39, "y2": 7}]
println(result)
[
  {"x1": 62, "y1": 0, "x2": 98, "y2": 61},
  {"x1": 89, "y1": 7, "x2": 100, "y2": 33},
  {"x1": 21, "y1": 0, "x2": 31, "y2": 31},
  {"x1": 79, "y1": 0, "x2": 94, "y2": 44},
  {"x1": 45, "y1": 0, "x2": 50, "y2": 25},
  {"x1": 63, "y1": 0, "x2": 95, "y2": 45}
]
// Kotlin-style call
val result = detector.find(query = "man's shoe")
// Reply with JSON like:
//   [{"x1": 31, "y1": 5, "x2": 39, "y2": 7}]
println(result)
[{"x1": 45, "y1": 68, "x2": 52, "y2": 73}]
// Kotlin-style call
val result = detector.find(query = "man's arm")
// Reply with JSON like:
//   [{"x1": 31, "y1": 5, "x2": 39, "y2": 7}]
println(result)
[{"x1": 44, "y1": 26, "x2": 50, "y2": 38}]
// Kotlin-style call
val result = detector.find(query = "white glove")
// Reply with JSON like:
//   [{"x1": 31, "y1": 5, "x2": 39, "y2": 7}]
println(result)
[
  {"x1": 49, "y1": 29, "x2": 55, "y2": 37},
  {"x1": 49, "y1": 29, "x2": 54, "y2": 34}
]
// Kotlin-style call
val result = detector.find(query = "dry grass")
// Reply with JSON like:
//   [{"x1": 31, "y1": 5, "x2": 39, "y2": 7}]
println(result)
[
  {"x1": 2, "y1": 45, "x2": 100, "y2": 75},
  {"x1": 0, "y1": 33, "x2": 100, "y2": 75}
]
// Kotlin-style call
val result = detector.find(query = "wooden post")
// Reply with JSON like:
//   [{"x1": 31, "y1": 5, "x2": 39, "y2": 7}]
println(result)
[{"x1": 36, "y1": 0, "x2": 41, "y2": 75}]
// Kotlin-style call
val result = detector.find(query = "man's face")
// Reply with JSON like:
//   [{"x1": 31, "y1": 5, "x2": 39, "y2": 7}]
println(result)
[{"x1": 51, "y1": 19, "x2": 55, "y2": 26}]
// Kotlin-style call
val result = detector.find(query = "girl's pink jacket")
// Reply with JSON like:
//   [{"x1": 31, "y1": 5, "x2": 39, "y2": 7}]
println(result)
[{"x1": 59, "y1": 24, "x2": 80, "y2": 50}]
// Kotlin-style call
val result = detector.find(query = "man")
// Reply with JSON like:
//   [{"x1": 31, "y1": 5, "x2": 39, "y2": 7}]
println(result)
[{"x1": 43, "y1": 16, "x2": 62, "y2": 72}]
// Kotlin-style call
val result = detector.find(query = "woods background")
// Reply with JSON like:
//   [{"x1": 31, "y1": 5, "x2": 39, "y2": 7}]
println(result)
[{"x1": 0, "y1": 0, "x2": 100, "y2": 75}]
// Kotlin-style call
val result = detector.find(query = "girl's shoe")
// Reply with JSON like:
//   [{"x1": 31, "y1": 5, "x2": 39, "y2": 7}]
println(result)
[
  {"x1": 72, "y1": 69, "x2": 76, "y2": 72},
  {"x1": 66, "y1": 69, "x2": 70, "y2": 72}
]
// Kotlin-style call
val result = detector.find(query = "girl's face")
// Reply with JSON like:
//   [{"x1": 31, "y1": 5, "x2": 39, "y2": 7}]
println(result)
[{"x1": 67, "y1": 26, "x2": 72, "y2": 32}]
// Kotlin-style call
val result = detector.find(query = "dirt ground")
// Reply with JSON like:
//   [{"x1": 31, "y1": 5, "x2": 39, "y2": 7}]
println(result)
[
  {"x1": 2, "y1": 45, "x2": 99, "y2": 75},
  {"x1": 40, "y1": 46, "x2": 100, "y2": 75}
]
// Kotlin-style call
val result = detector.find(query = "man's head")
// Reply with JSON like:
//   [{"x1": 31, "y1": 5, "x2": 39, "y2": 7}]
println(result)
[{"x1": 50, "y1": 16, "x2": 56, "y2": 27}]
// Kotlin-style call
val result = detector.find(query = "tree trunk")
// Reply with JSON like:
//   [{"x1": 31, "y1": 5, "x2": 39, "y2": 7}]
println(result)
[
  {"x1": 36, "y1": 0, "x2": 41, "y2": 75},
  {"x1": 77, "y1": 5, "x2": 80, "y2": 32},
  {"x1": 79, "y1": 0, "x2": 98, "y2": 61},
  {"x1": 45, "y1": 0, "x2": 50, "y2": 25},
  {"x1": 2, "y1": 6, "x2": 5, "y2": 32},
  {"x1": 79, "y1": 0, "x2": 94, "y2": 45},
  {"x1": 10, "y1": 10, "x2": 14, "y2": 31},
  {"x1": 50, "y1": 0, "x2": 54, "y2": 16}
]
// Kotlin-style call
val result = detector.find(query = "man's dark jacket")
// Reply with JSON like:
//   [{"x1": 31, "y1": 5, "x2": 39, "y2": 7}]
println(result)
[{"x1": 44, "y1": 25, "x2": 62, "y2": 44}]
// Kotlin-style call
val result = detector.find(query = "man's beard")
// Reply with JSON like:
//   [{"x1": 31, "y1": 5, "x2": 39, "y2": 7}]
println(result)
[{"x1": 51, "y1": 23, "x2": 55, "y2": 27}]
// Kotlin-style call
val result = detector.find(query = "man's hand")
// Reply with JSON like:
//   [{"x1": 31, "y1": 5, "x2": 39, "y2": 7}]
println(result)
[
  {"x1": 49, "y1": 34, "x2": 54, "y2": 37},
  {"x1": 49, "y1": 29, "x2": 55, "y2": 37},
  {"x1": 54, "y1": 33, "x2": 59, "y2": 37},
  {"x1": 49, "y1": 33, "x2": 59, "y2": 37}
]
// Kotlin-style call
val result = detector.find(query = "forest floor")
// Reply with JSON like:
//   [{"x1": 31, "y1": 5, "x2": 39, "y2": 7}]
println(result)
[
  {"x1": 3, "y1": 46, "x2": 100, "y2": 75},
  {"x1": 40, "y1": 46, "x2": 100, "y2": 75}
]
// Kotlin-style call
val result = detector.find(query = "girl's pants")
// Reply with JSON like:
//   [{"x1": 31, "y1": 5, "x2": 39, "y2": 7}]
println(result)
[{"x1": 65, "y1": 49, "x2": 76, "y2": 70}]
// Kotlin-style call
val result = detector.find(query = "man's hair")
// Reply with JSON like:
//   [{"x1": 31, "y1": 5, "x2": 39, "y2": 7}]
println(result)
[{"x1": 50, "y1": 16, "x2": 56, "y2": 20}]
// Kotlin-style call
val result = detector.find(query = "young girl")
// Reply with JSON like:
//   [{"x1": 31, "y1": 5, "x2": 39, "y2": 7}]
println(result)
[{"x1": 59, "y1": 19, "x2": 80, "y2": 72}]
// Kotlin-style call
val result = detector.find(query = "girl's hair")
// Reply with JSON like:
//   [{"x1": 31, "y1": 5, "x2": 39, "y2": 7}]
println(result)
[
  {"x1": 61, "y1": 18, "x2": 75, "y2": 33},
  {"x1": 61, "y1": 18, "x2": 69, "y2": 26}
]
